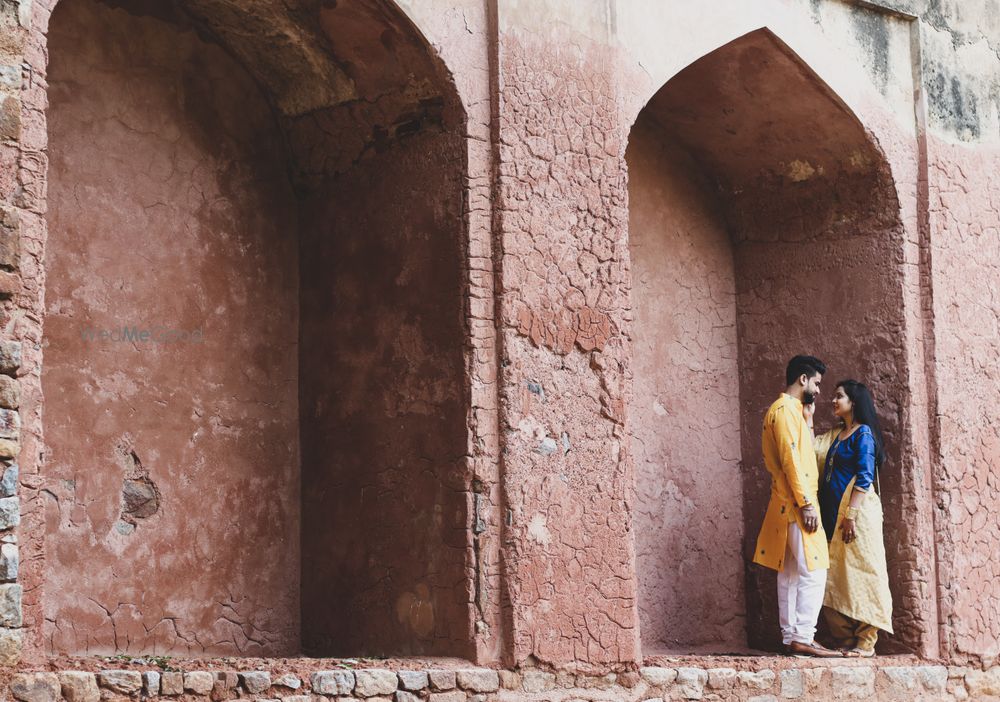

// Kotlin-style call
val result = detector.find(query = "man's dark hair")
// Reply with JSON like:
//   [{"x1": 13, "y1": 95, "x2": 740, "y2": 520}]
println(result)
[{"x1": 785, "y1": 355, "x2": 827, "y2": 386}]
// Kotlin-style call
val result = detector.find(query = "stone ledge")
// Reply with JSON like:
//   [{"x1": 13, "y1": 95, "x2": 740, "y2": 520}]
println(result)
[{"x1": 5, "y1": 663, "x2": 991, "y2": 702}]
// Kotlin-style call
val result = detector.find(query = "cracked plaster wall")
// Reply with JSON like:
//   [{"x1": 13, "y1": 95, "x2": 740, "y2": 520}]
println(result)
[
  {"x1": 486, "y1": 3, "x2": 928, "y2": 666},
  {"x1": 926, "y1": 139, "x2": 1000, "y2": 662},
  {"x1": 867, "y1": 0, "x2": 1000, "y2": 665},
  {"x1": 42, "y1": 0, "x2": 301, "y2": 656},
  {"x1": 448, "y1": 0, "x2": 1000, "y2": 666},
  {"x1": 496, "y1": 26, "x2": 639, "y2": 666},
  {"x1": 2, "y1": 0, "x2": 491, "y2": 665},
  {"x1": 626, "y1": 118, "x2": 745, "y2": 654},
  {"x1": 735, "y1": 202, "x2": 911, "y2": 653},
  {"x1": 387, "y1": 0, "x2": 503, "y2": 663},
  {"x1": 872, "y1": 0, "x2": 1000, "y2": 142},
  {"x1": 40, "y1": 0, "x2": 476, "y2": 660},
  {"x1": 799, "y1": 0, "x2": 1000, "y2": 664}
]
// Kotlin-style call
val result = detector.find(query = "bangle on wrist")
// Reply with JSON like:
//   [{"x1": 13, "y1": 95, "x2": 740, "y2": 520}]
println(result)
[{"x1": 846, "y1": 507, "x2": 859, "y2": 520}]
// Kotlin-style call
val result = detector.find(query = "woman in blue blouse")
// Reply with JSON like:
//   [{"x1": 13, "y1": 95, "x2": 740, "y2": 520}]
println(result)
[{"x1": 814, "y1": 380, "x2": 893, "y2": 657}]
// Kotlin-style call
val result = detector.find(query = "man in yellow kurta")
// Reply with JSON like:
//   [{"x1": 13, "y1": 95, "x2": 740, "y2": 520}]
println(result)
[{"x1": 753, "y1": 355, "x2": 840, "y2": 657}]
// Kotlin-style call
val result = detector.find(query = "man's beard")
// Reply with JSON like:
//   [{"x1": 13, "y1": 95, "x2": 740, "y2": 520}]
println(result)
[{"x1": 803, "y1": 391, "x2": 816, "y2": 405}]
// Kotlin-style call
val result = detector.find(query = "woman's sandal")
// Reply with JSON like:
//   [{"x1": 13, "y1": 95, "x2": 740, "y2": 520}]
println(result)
[{"x1": 844, "y1": 647, "x2": 875, "y2": 658}]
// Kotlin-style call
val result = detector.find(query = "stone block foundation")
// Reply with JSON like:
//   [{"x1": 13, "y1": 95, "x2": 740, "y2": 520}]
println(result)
[{"x1": 6, "y1": 659, "x2": 1000, "y2": 702}]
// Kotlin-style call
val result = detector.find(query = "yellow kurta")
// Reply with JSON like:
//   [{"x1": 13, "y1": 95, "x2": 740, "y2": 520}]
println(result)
[
  {"x1": 814, "y1": 429, "x2": 894, "y2": 633},
  {"x1": 753, "y1": 394, "x2": 829, "y2": 572}
]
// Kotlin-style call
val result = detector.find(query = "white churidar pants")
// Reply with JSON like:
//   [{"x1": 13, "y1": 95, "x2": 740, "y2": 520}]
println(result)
[{"x1": 777, "y1": 520, "x2": 827, "y2": 645}]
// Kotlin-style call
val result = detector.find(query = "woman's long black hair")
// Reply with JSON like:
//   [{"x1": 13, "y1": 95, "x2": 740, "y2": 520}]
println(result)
[{"x1": 838, "y1": 379, "x2": 887, "y2": 468}]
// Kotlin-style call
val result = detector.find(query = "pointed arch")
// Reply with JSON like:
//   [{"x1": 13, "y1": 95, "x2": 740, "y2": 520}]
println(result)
[{"x1": 627, "y1": 27, "x2": 919, "y2": 654}]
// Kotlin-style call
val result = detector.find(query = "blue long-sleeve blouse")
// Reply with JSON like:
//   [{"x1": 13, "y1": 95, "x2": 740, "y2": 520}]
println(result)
[{"x1": 818, "y1": 424, "x2": 877, "y2": 539}]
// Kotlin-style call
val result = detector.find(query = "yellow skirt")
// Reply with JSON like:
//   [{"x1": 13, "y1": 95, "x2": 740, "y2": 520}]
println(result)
[{"x1": 823, "y1": 476, "x2": 894, "y2": 633}]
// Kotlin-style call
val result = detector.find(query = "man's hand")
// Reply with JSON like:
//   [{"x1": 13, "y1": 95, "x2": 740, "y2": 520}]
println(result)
[
  {"x1": 801, "y1": 504, "x2": 820, "y2": 533},
  {"x1": 802, "y1": 402, "x2": 815, "y2": 429},
  {"x1": 841, "y1": 517, "x2": 857, "y2": 544}
]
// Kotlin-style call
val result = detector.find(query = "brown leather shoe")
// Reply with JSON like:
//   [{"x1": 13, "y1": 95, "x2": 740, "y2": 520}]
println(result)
[{"x1": 787, "y1": 640, "x2": 843, "y2": 658}]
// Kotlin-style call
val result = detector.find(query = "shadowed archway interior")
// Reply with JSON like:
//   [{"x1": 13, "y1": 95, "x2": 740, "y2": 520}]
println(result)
[
  {"x1": 42, "y1": 0, "x2": 471, "y2": 658},
  {"x1": 627, "y1": 28, "x2": 913, "y2": 654}
]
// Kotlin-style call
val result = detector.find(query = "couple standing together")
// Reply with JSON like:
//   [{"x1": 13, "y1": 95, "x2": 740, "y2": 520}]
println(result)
[{"x1": 753, "y1": 355, "x2": 893, "y2": 658}]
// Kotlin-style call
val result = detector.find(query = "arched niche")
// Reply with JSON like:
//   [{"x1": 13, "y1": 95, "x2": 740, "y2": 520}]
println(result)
[
  {"x1": 42, "y1": 0, "x2": 471, "y2": 658},
  {"x1": 627, "y1": 28, "x2": 912, "y2": 653}
]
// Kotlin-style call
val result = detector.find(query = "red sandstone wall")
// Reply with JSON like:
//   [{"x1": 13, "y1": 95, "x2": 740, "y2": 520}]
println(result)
[
  {"x1": 298, "y1": 128, "x2": 470, "y2": 658},
  {"x1": 42, "y1": 0, "x2": 301, "y2": 655},
  {"x1": 928, "y1": 140, "x2": 1000, "y2": 662},
  {"x1": 491, "y1": 23, "x2": 918, "y2": 665},
  {"x1": 626, "y1": 118, "x2": 746, "y2": 653}
]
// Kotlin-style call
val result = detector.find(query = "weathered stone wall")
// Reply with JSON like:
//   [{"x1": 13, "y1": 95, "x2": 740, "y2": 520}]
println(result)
[
  {"x1": 877, "y1": 0, "x2": 1000, "y2": 142},
  {"x1": 472, "y1": 0, "x2": 996, "y2": 668},
  {"x1": 610, "y1": 0, "x2": 943, "y2": 661},
  {"x1": 24, "y1": 0, "x2": 479, "y2": 663},
  {"x1": 794, "y1": 1, "x2": 1000, "y2": 664},
  {"x1": 298, "y1": 126, "x2": 470, "y2": 658},
  {"x1": 849, "y1": 0, "x2": 1000, "y2": 665},
  {"x1": 624, "y1": 25, "x2": 917, "y2": 653},
  {"x1": 0, "y1": 0, "x2": 50, "y2": 667},
  {"x1": 735, "y1": 196, "x2": 910, "y2": 652},
  {"x1": 626, "y1": 118, "x2": 745, "y2": 654},
  {"x1": 8, "y1": 0, "x2": 42, "y2": 658}
]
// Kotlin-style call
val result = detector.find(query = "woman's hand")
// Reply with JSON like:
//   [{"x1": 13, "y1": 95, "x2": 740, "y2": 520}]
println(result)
[{"x1": 841, "y1": 517, "x2": 857, "y2": 544}]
